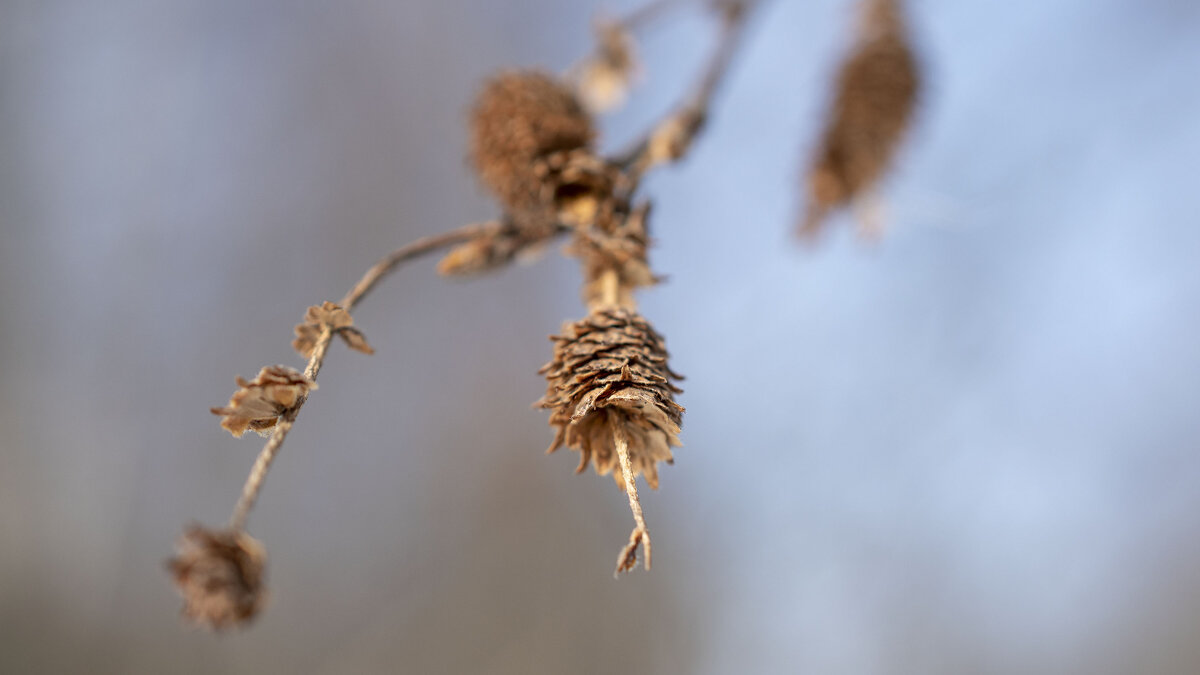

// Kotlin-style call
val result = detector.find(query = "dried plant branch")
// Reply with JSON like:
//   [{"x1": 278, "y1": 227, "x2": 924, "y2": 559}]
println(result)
[
  {"x1": 227, "y1": 329, "x2": 329, "y2": 532},
  {"x1": 616, "y1": 0, "x2": 759, "y2": 177},
  {"x1": 341, "y1": 222, "x2": 501, "y2": 310},
  {"x1": 225, "y1": 222, "x2": 492, "y2": 534},
  {"x1": 175, "y1": 0, "x2": 796, "y2": 626}
]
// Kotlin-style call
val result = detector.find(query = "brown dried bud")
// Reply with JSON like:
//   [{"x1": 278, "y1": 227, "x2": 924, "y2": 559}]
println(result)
[
  {"x1": 537, "y1": 308, "x2": 684, "y2": 490},
  {"x1": 167, "y1": 525, "x2": 267, "y2": 630},
  {"x1": 576, "y1": 20, "x2": 640, "y2": 113},
  {"x1": 211, "y1": 365, "x2": 316, "y2": 437},
  {"x1": 293, "y1": 301, "x2": 374, "y2": 358},
  {"x1": 470, "y1": 70, "x2": 596, "y2": 216},
  {"x1": 802, "y1": 0, "x2": 919, "y2": 236}
]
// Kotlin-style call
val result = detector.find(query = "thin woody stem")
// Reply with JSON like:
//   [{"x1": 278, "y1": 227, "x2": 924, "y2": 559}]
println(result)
[
  {"x1": 228, "y1": 418, "x2": 296, "y2": 531},
  {"x1": 612, "y1": 421, "x2": 652, "y2": 575},
  {"x1": 227, "y1": 221, "x2": 494, "y2": 532},
  {"x1": 594, "y1": 268, "x2": 622, "y2": 311},
  {"x1": 341, "y1": 222, "x2": 500, "y2": 311},
  {"x1": 614, "y1": 0, "x2": 759, "y2": 178}
]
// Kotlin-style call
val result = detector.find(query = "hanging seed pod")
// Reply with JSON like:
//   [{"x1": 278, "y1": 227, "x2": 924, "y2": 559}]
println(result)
[
  {"x1": 168, "y1": 525, "x2": 267, "y2": 630},
  {"x1": 469, "y1": 70, "x2": 597, "y2": 219},
  {"x1": 801, "y1": 0, "x2": 920, "y2": 237},
  {"x1": 537, "y1": 307, "x2": 684, "y2": 490},
  {"x1": 448, "y1": 71, "x2": 603, "y2": 274}
]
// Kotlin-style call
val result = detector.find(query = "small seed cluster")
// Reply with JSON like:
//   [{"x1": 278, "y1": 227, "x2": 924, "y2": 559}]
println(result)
[{"x1": 170, "y1": 0, "x2": 925, "y2": 630}]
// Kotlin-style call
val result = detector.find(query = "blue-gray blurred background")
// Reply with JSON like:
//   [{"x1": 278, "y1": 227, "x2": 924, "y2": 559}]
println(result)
[{"x1": 2, "y1": 0, "x2": 1199, "y2": 672}]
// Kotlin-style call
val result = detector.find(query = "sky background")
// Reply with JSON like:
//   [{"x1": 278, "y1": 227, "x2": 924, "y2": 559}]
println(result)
[{"x1": 2, "y1": 0, "x2": 1199, "y2": 673}]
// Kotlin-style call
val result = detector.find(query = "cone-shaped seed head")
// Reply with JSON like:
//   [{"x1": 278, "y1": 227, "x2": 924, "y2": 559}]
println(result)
[
  {"x1": 804, "y1": 0, "x2": 919, "y2": 231},
  {"x1": 537, "y1": 308, "x2": 684, "y2": 490}
]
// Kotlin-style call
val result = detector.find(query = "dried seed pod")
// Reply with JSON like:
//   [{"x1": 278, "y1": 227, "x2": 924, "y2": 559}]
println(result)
[
  {"x1": 470, "y1": 70, "x2": 597, "y2": 217},
  {"x1": 293, "y1": 301, "x2": 373, "y2": 358},
  {"x1": 537, "y1": 308, "x2": 684, "y2": 490},
  {"x1": 168, "y1": 525, "x2": 267, "y2": 630},
  {"x1": 801, "y1": 0, "x2": 919, "y2": 236},
  {"x1": 211, "y1": 365, "x2": 316, "y2": 437}
]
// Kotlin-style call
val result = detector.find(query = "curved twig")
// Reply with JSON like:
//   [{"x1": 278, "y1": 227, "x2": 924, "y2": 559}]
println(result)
[{"x1": 226, "y1": 221, "x2": 496, "y2": 532}]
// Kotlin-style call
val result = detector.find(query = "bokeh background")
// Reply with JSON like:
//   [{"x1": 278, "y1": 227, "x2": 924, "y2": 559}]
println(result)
[{"x1": 3, "y1": 0, "x2": 1199, "y2": 672}]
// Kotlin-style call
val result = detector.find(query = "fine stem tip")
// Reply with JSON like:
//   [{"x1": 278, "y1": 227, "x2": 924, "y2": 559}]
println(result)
[{"x1": 614, "y1": 525, "x2": 652, "y2": 577}]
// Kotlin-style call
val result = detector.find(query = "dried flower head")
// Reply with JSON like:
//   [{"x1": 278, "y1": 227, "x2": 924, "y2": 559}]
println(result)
[
  {"x1": 293, "y1": 301, "x2": 374, "y2": 358},
  {"x1": 576, "y1": 20, "x2": 640, "y2": 113},
  {"x1": 801, "y1": 0, "x2": 919, "y2": 236},
  {"x1": 211, "y1": 365, "x2": 316, "y2": 437},
  {"x1": 470, "y1": 70, "x2": 597, "y2": 217},
  {"x1": 537, "y1": 308, "x2": 684, "y2": 490},
  {"x1": 168, "y1": 525, "x2": 267, "y2": 630}
]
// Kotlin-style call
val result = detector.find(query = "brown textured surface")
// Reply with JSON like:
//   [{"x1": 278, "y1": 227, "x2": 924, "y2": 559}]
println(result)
[
  {"x1": 469, "y1": 70, "x2": 596, "y2": 218},
  {"x1": 804, "y1": 0, "x2": 919, "y2": 233},
  {"x1": 293, "y1": 301, "x2": 374, "y2": 358},
  {"x1": 210, "y1": 365, "x2": 316, "y2": 437},
  {"x1": 537, "y1": 308, "x2": 684, "y2": 490},
  {"x1": 167, "y1": 526, "x2": 267, "y2": 631},
  {"x1": 444, "y1": 72, "x2": 601, "y2": 276}
]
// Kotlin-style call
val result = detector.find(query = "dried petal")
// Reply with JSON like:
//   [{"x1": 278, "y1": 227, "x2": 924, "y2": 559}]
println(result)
[
  {"x1": 211, "y1": 365, "x2": 315, "y2": 437},
  {"x1": 167, "y1": 525, "x2": 267, "y2": 630},
  {"x1": 339, "y1": 327, "x2": 374, "y2": 355},
  {"x1": 291, "y1": 323, "x2": 322, "y2": 360},
  {"x1": 306, "y1": 301, "x2": 353, "y2": 330}
]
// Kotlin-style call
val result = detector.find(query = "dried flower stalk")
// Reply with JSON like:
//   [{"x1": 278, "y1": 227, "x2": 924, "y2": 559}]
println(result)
[
  {"x1": 537, "y1": 304, "x2": 684, "y2": 574},
  {"x1": 800, "y1": 0, "x2": 920, "y2": 238},
  {"x1": 529, "y1": 2, "x2": 755, "y2": 572},
  {"x1": 171, "y1": 224, "x2": 490, "y2": 627},
  {"x1": 172, "y1": 0, "x2": 763, "y2": 626}
]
